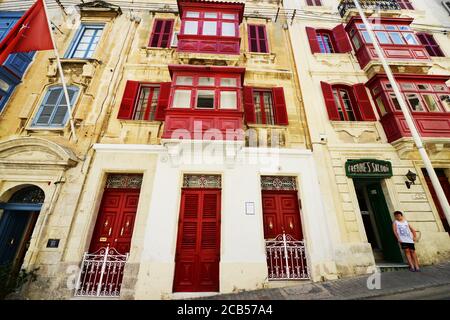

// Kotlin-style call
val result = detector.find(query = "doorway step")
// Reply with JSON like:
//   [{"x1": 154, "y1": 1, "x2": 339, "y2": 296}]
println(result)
[{"x1": 376, "y1": 263, "x2": 409, "y2": 273}]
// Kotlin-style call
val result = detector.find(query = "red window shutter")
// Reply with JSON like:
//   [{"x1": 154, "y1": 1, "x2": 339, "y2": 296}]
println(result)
[
  {"x1": 154, "y1": 82, "x2": 171, "y2": 121},
  {"x1": 332, "y1": 24, "x2": 352, "y2": 53},
  {"x1": 243, "y1": 86, "x2": 256, "y2": 124},
  {"x1": 161, "y1": 20, "x2": 174, "y2": 48},
  {"x1": 272, "y1": 87, "x2": 289, "y2": 125},
  {"x1": 306, "y1": 27, "x2": 320, "y2": 54},
  {"x1": 320, "y1": 81, "x2": 340, "y2": 121},
  {"x1": 257, "y1": 25, "x2": 268, "y2": 53},
  {"x1": 118, "y1": 80, "x2": 139, "y2": 120},
  {"x1": 353, "y1": 83, "x2": 377, "y2": 121}
]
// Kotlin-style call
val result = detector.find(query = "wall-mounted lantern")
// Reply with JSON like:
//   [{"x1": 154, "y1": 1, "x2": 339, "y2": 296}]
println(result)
[{"x1": 405, "y1": 170, "x2": 417, "y2": 189}]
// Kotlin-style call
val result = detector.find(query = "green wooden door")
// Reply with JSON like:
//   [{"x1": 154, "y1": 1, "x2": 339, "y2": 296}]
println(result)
[{"x1": 366, "y1": 183, "x2": 403, "y2": 263}]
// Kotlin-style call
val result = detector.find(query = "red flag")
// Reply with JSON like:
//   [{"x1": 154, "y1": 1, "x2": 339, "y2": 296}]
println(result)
[{"x1": 0, "y1": 0, "x2": 53, "y2": 65}]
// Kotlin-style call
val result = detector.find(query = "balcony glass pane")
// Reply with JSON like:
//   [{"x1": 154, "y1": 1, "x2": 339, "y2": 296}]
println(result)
[
  {"x1": 220, "y1": 91, "x2": 237, "y2": 109},
  {"x1": 376, "y1": 31, "x2": 391, "y2": 44},
  {"x1": 173, "y1": 90, "x2": 192, "y2": 108},
  {"x1": 196, "y1": 90, "x2": 215, "y2": 109},
  {"x1": 222, "y1": 22, "x2": 235, "y2": 36},
  {"x1": 184, "y1": 21, "x2": 198, "y2": 35},
  {"x1": 389, "y1": 32, "x2": 405, "y2": 44},
  {"x1": 176, "y1": 76, "x2": 193, "y2": 85},
  {"x1": 406, "y1": 94, "x2": 425, "y2": 111},
  {"x1": 404, "y1": 33, "x2": 418, "y2": 45},
  {"x1": 423, "y1": 95, "x2": 441, "y2": 112},
  {"x1": 203, "y1": 21, "x2": 217, "y2": 36}
]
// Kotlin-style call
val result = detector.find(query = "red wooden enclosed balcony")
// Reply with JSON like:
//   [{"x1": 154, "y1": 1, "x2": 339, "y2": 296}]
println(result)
[
  {"x1": 162, "y1": 65, "x2": 246, "y2": 140},
  {"x1": 366, "y1": 74, "x2": 450, "y2": 142},
  {"x1": 176, "y1": 0, "x2": 244, "y2": 55},
  {"x1": 345, "y1": 17, "x2": 431, "y2": 70}
]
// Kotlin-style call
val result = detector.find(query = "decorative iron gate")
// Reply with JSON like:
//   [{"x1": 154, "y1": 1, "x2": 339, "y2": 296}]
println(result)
[
  {"x1": 265, "y1": 232, "x2": 309, "y2": 280},
  {"x1": 75, "y1": 246, "x2": 128, "y2": 297}
]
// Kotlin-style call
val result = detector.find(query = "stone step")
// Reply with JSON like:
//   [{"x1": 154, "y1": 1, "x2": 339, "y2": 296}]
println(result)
[{"x1": 376, "y1": 263, "x2": 410, "y2": 273}]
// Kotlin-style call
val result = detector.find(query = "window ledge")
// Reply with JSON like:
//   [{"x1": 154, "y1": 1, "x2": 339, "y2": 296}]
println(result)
[
  {"x1": 119, "y1": 119, "x2": 162, "y2": 126},
  {"x1": 244, "y1": 52, "x2": 276, "y2": 64},
  {"x1": 247, "y1": 124, "x2": 288, "y2": 129},
  {"x1": 47, "y1": 58, "x2": 101, "y2": 85}
]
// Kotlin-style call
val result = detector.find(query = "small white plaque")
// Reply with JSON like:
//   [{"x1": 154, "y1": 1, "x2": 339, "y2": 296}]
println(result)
[{"x1": 245, "y1": 202, "x2": 255, "y2": 215}]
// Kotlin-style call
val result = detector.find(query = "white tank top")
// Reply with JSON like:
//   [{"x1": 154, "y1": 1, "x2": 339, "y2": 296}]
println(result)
[{"x1": 395, "y1": 220, "x2": 414, "y2": 244}]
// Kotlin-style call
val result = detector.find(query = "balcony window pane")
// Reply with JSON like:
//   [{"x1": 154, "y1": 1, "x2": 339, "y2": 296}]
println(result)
[
  {"x1": 385, "y1": 26, "x2": 397, "y2": 31},
  {"x1": 390, "y1": 94, "x2": 402, "y2": 111},
  {"x1": 199, "y1": 77, "x2": 215, "y2": 86},
  {"x1": 439, "y1": 95, "x2": 450, "y2": 111},
  {"x1": 220, "y1": 91, "x2": 237, "y2": 109},
  {"x1": 222, "y1": 22, "x2": 235, "y2": 36},
  {"x1": 357, "y1": 24, "x2": 366, "y2": 29},
  {"x1": 186, "y1": 11, "x2": 200, "y2": 18},
  {"x1": 184, "y1": 21, "x2": 198, "y2": 35},
  {"x1": 389, "y1": 32, "x2": 405, "y2": 44},
  {"x1": 196, "y1": 90, "x2": 215, "y2": 109},
  {"x1": 352, "y1": 36, "x2": 361, "y2": 50},
  {"x1": 361, "y1": 31, "x2": 372, "y2": 43},
  {"x1": 432, "y1": 85, "x2": 447, "y2": 92},
  {"x1": 417, "y1": 84, "x2": 430, "y2": 91},
  {"x1": 376, "y1": 97, "x2": 387, "y2": 116},
  {"x1": 406, "y1": 94, "x2": 425, "y2": 111},
  {"x1": 399, "y1": 26, "x2": 411, "y2": 31},
  {"x1": 204, "y1": 12, "x2": 218, "y2": 19},
  {"x1": 400, "y1": 83, "x2": 415, "y2": 90},
  {"x1": 220, "y1": 78, "x2": 237, "y2": 87},
  {"x1": 404, "y1": 33, "x2": 418, "y2": 45},
  {"x1": 373, "y1": 25, "x2": 384, "y2": 30},
  {"x1": 173, "y1": 90, "x2": 192, "y2": 108},
  {"x1": 203, "y1": 21, "x2": 217, "y2": 35},
  {"x1": 176, "y1": 76, "x2": 193, "y2": 85},
  {"x1": 376, "y1": 31, "x2": 391, "y2": 44},
  {"x1": 223, "y1": 13, "x2": 236, "y2": 20},
  {"x1": 423, "y1": 94, "x2": 441, "y2": 112}
]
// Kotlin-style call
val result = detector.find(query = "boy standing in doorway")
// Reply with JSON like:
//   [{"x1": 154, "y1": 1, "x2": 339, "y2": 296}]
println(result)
[{"x1": 393, "y1": 211, "x2": 420, "y2": 272}]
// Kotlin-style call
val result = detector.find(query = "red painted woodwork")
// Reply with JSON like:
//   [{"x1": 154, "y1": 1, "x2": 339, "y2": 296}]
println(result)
[
  {"x1": 345, "y1": 17, "x2": 431, "y2": 70},
  {"x1": 149, "y1": 19, "x2": 174, "y2": 48},
  {"x1": 118, "y1": 81, "x2": 171, "y2": 121},
  {"x1": 89, "y1": 188, "x2": 140, "y2": 254},
  {"x1": 163, "y1": 65, "x2": 245, "y2": 140},
  {"x1": 173, "y1": 188, "x2": 221, "y2": 293},
  {"x1": 332, "y1": 24, "x2": 352, "y2": 53},
  {"x1": 423, "y1": 170, "x2": 450, "y2": 234},
  {"x1": 366, "y1": 74, "x2": 450, "y2": 142},
  {"x1": 306, "y1": 27, "x2": 321, "y2": 54},
  {"x1": 273, "y1": 87, "x2": 289, "y2": 125},
  {"x1": 118, "y1": 81, "x2": 139, "y2": 120},
  {"x1": 248, "y1": 25, "x2": 269, "y2": 53},
  {"x1": 353, "y1": 83, "x2": 377, "y2": 121},
  {"x1": 262, "y1": 191, "x2": 303, "y2": 241},
  {"x1": 176, "y1": 0, "x2": 244, "y2": 55},
  {"x1": 154, "y1": 82, "x2": 171, "y2": 121},
  {"x1": 243, "y1": 86, "x2": 256, "y2": 124},
  {"x1": 321, "y1": 81, "x2": 341, "y2": 121}
]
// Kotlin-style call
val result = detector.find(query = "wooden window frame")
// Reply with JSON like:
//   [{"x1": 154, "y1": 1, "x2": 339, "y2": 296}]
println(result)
[
  {"x1": 316, "y1": 29, "x2": 335, "y2": 54},
  {"x1": 372, "y1": 80, "x2": 450, "y2": 114},
  {"x1": 417, "y1": 33, "x2": 445, "y2": 57},
  {"x1": 252, "y1": 89, "x2": 275, "y2": 125},
  {"x1": 133, "y1": 85, "x2": 161, "y2": 121},
  {"x1": 170, "y1": 73, "x2": 241, "y2": 111},
  {"x1": 248, "y1": 24, "x2": 269, "y2": 53},
  {"x1": 65, "y1": 24, "x2": 104, "y2": 59},
  {"x1": 352, "y1": 23, "x2": 419, "y2": 47},
  {"x1": 332, "y1": 85, "x2": 360, "y2": 121},
  {"x1": 32, "y1": 85, "x2": 79, "y2": 128},
  {"x1": 180, "y1": 9, "x2": 239, "y2": 38},
  {"x1": 149, "y1": 19, "x2": 174, "y2": 48}
]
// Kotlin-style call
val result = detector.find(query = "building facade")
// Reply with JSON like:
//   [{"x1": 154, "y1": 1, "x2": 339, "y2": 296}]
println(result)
[
  {"x1": 285, "y1": 0, "x2": 450, "y2": 276},
  {"x1": 0, "y1": 0, "x2": 448, "y2": 300}
]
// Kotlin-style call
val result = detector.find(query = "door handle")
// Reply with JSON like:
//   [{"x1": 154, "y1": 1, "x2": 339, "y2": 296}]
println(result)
[
  {"x1": 108, "y1": 228, "x2": 112, "y2": 236},
  {"x1": 120, "y1": 227, "x2": 124, "y2": 236},
  {"x1": 10, "y1": 238, "x2": 14, "y2": 245}
]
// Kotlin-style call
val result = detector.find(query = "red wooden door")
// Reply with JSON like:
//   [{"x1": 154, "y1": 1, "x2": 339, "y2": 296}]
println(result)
[
  {"x1": 89, "y1": 188, "x2": 140, "y2": 254},
  {"x1": 423, "y1": 171, "x2": 450, "y2": 234},
  {"x1": 173, "y1": 188, "x2": 221, "y2": 292},
  {"x1": 262, "y1": 190, "x2": 303, "y2": 240}
]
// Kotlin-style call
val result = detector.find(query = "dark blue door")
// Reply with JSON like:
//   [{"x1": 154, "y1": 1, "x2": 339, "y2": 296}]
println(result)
[{"x1": 0, "y1": 210, "x2": 33, "y2": 266}]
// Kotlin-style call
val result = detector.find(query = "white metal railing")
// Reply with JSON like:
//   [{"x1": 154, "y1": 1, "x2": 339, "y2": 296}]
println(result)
[
  {"x1": 265, "y1": 232, "x2": 309, "y2": 280},
  {"x1": 74, "y1": 246, "x2": 129, "y2": 297}
]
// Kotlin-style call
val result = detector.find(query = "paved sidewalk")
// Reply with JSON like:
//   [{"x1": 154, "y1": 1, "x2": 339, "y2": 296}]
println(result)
[{"x1": 200, "y1": 262, "x2": 450, "y2": 300}]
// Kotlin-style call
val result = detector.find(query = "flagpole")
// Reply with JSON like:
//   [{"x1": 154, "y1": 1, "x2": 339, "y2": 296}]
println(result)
[
  {"x1": 353, "y1": 0, "x2": 450, "y2": 224},
  {"x1": 42, "y1": 0, "x2": 77, "y2": 141}
]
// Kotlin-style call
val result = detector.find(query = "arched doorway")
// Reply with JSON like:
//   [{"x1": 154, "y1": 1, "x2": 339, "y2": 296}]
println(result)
[{"x1": 0, "y1": 186, "x2": 45, "y2": 272}]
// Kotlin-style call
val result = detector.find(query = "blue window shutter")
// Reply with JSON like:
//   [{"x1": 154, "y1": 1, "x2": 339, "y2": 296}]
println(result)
[
  {"x1": 4, "y1": 52, "x2": 35, "y2": 78},
  {"x1": 0, "y1": 69, "x2": 19, "y2": 113},
  {"x1": 0, "y1": 15, "x2": 20, "y2": 41},
  {"x1": 33, "y1": 86, "x2": 79, "y2": 127}
]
